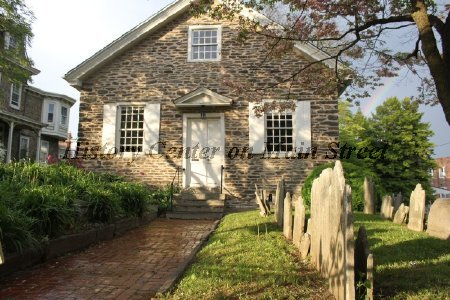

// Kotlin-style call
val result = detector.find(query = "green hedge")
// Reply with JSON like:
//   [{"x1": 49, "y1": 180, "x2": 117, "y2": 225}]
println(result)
[
  {"x1": 0, "y1": 162, "x2": 167, "y2": 254},
  {"x1": 301, "y1": 161, "x2": 385, "y2": 211}
]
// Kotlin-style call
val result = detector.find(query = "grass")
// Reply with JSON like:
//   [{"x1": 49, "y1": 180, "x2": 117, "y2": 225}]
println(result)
[
  {"x1": 354, "y1": 212, "x2": 450, "y2": 299},
  {"x1": 163, "y1": 210, "x2": 332, "y2": 299}
]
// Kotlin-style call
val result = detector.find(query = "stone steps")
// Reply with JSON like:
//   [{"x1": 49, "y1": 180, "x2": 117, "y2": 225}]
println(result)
[{"x1": 168, "y1": 190, "x2": 226, "y2": 220}]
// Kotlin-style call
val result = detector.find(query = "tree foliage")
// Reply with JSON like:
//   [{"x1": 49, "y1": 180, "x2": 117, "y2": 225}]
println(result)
[
  {"x1": 193, "y1": 0, "x2": 450, "y2": 126},
  {"x1": 0, "y1": 0, "x2": 34, "y2": 83}
]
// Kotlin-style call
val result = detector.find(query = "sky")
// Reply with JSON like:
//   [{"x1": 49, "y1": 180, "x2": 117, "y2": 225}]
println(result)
[{"x1": 25, "y1": 0, "x2": 450, "y2": 157}]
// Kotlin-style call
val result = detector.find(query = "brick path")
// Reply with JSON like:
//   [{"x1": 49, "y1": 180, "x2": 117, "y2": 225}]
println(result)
[{"x1": 0, "y1": 219, "x2": 217, "y2": 299}]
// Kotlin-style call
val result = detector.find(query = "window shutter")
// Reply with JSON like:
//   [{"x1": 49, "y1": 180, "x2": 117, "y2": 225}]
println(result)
[
  {"x1": 248, "y1": 102, "x2": 265, "y2": 154},
  {"x1": 143, "y1": 103, "x2": 160, "y2": 154},
  {"x1": 294, "y1": 100, "x2": 312, "y2": 150},
  {"x1": 102, "y1": 103, "x2": 117, "y2": 154}
]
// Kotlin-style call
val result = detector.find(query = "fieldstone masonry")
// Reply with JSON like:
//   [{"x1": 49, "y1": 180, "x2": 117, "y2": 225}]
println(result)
[
  {"x1": 310, "y1": 161, "x2": 355, "y2": 300},
  {"x1": 292, "y1": 196, "x2": 306, "y2": 248},
  {"x1": 393, "y1": 204, "x2": 409, "y2": 225},
  {"x1": 363, "y1": 177, "x2": 375, "y2": 214},
  {"x1": 283, "y1": 192, "x2": 293, "y2": 240},
  {"x1": 74, "y1": 10, "x2": 339, "y2": 209},
  {"x1": 426, "y1": 199, "x2": 450, "y2": 240},
  {"x1": 407, "y1": 184, "x2": 426, "y2": 232},
  {"x1": 380, "y1": 195, "x2": 394, "y2": 219}
]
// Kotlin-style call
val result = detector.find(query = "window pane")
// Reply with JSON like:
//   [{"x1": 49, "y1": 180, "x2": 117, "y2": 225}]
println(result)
[
  {"x1": 266, "y1": 111, "x2": 293, "y2": 152},
  {"x1": 119, "y1": 106, "x2": 144, "y2": 152},
  {"x1": 190, "y1": 28, "x2": 219, "y2": 60}
]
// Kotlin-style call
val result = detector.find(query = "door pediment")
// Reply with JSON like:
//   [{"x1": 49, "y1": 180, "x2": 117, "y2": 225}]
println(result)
[{"x1": 174, "y1": 88, "x2": 232, "y2": 108}]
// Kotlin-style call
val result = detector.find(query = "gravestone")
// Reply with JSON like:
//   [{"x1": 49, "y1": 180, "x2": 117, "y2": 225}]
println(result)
[
  {"x1": 283, "y1": 193, "x2": 293, "y2": 240},
  {"x1": 275, "y1": 178, "x2": 286, "y2": 227},
  {"x1": 393, "y1": 204, "x2": 409, "y2": 225},
  {"x1": 354, "y1": 226, "x2": 374, "y2": 300},
  {"x1": 306, "y1": 218, "x2": 312, "y2": 235},
  {"x1": 393, "y1": 192, "x2": 402, "y2": 214},
  {"x1": 299, "y1": 233, "x2": 311, "y2": 260},
  {"x1": 380, "y1": 195, "x2": 394, "y2": 219},
  {"x1": 0, "y1": 240, "x2": 4, "y2": 265},
  {"x1": 293, "y1": 195, "x2": 306, "y2": 248},
  {"x1": 407, "y1": 184, "x2": 426, "y2": 232},
  {"x1": 427, "y1": 199, "x2": 450, "y2": 240},
  {"x1": 310, "y1": 161, "x2": 355, "y2": 300},
  {"x1": 364, "y1": 177, "x2": 375, "y2": 214},
  {"x1": 255, "y1": 184, "x2": 269, "y2": 217}
]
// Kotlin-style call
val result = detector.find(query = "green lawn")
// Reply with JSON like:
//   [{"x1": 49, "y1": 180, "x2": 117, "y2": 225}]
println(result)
[
  {"x1": 163, "y1": 210, "x2": 332, "y2": 299},
  {"x1": 354, "y1": 212, "x2": 450, "y2": 299}
]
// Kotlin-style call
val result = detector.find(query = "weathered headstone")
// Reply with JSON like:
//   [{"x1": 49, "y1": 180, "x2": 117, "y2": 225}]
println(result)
[
  {"x1": 255, "y1": 184, "x2": 269, "y2": 217},
  {"x1": 310, "y1": 161, "x2": 355, "y2": 300},
  {"x1": 354, "y1": 226, "x2": 374, "y2": 300},
  {"x1": 283, "y1": 192, "x2": 293, "y2": 240},
  {"x1": 393, "y1": 192, "x2": 402, "y2": 214},
  {"x1": 293, "y1": 195, "x2": 306, "y2": 248},
  {"x1": 427, "y1": 199, "x2": 450, "y2": 240},
  {"x1": 407, "y1": 184, "x2": 426, "y2": 232},
  {"x1": 299, "y1": 233, "x2": 311, "y2": 260},
  {"x1": 0, "y1": 240, "x2": 4, "y2": 265},
  {"x1": 380, "y1": 195, "x2": 394, "y2": 219},
  {"x1": 393, "y1": 203, "x2": 409, "y2": 225},
  {"x1": 275, "y1": 178, "x2": 285, "y2": 227},
  {"x1": 306, "y1": 218, "x2": 312, "y2": 235},
  {"x1": 364, "y1": 177, "x2": 375, "y2": 214}
]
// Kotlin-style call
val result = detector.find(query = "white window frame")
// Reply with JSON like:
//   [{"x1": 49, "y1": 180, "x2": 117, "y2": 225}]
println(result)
[
  {"x1": 187, "y1": 25, "x2": 222, "y2": 62},
  {"x1": 4, "y1": 32, "x2": 17, "y2": 50},
  {"x1": 60, "y1": 105, "x2": 69, "y2": 126},
  {"x1": 19, "y1": 135, "x2": 30, "y2": 159},
  {"x1": 117, "y1": 105, "x2": 145, "y2": 153},
  {"x1": 40, "y1": 140, "x2": 50, "y2": 163},
  {"x1": 45, "y1": 101, "x2": 56, "y2": 124},
  {"x1": 265, "y1": 109, "x2": 294, "y2": 153},
  {"x1": 439, "y1": 167, "x2": 446, "y2": 179},
  {"x1": 9, "y1": 83, "x2": 22, "y2": 109}
]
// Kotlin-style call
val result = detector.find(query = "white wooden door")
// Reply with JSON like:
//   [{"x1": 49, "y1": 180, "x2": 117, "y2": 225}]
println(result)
[{"x1": 186, "y1": 118, "x2": 223, "y2": 188}]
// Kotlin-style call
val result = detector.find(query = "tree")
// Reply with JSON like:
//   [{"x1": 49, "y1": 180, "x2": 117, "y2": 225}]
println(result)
[
  {"x1": 364, "y1": 97, "x2": 435, "y2": 198},
  {"x1": 193, "y1": 0, "x2": 450, "y2": 126},
  {"x1": 0, "y1": 0, "x2": 34, "y2": 83}
]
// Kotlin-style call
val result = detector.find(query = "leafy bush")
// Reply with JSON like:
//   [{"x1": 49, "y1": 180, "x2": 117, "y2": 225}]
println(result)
[
  {"x1": 111, "y1": 182, "x2": 149, "y2": 217},
  {"x1": 148, "y1": 186, "x2": 173, "y2": 211},
  {"x1": 302, "y1": 162, "x2": 385, "y2": 211},
  {"x1": 84, "y1": 186, "x2": 121, "y2": 223}
]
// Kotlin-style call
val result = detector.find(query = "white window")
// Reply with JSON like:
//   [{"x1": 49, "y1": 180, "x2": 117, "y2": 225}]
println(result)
[
  {"x1": 40, "y1": 140, "x2": 50, "y2": 163},
  {"x1": 265, "y1": 111, "x2": 294, "y2": 152},
  {"x1": 102, "y1": 103, "x2": 160, "y2": 154},
  {"x1": 119, "y1": 106, "x2": 144, "y2": 153},
  {"x1": 10, "y1": 83, "x2": 21, "y2": 109},
  {"x1": 47, "y1": 103, "x2": 55, "y2": 123},
  {"x1": 188, "y1": 26, "x2": 221, "y2": 62},
  {"x1": 439, "y1": 167, "x2": 446, "y2": 179},
  {"x1": 429, "y1": 168, "x2": 435, "y2": 177},
  {"x1": 4, "y1": 32, "x2": 17, "y2": 50},
  {"x1": 19, "y1": 136, "x2": 30, "y2": 159},
  {"x1": 61, "y1": 106, "x2": 68, "y2": 126},
  {"x1": 249, "y1": 101, "x2": 311, "y2": 154}
]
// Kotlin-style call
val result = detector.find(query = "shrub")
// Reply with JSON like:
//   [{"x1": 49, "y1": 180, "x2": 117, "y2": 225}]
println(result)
[
  {"x1": 84, "y1": 187, "x2": 121, "y2": 223},
  {"x1": 301, "y1": 162, "x2": 385, "y2": 211},
  {"x1": 148, "y1": 186, "x2": 173, "y2": 210},
  {"x1": 18, "y1": 185, "x2": 77, "y2": 237},
  {"x1": 111, "y1": 182, "x2": 149, "y2": 217}
]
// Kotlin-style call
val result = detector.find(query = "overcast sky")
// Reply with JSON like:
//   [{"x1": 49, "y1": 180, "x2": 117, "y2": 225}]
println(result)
[{"x1": 25, "y1": 0, "x2": 450, "y2": 157}]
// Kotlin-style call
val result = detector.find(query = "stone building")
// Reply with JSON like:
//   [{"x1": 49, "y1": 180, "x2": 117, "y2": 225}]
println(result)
[
  {"x1": 0, "y1": 33, "x2": 76, "y2": 163},
  {"x1": 65, "y1": 0, "x2": 342, "y2": 209},
  {"x1": 431, "y1": 156, "x2": 450, "y2": 192}
]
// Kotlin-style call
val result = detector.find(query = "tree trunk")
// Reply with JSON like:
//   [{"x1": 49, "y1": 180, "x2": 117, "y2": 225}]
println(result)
[{"x1": 412, "y1": 1, "x2": 450, "y2": 126}]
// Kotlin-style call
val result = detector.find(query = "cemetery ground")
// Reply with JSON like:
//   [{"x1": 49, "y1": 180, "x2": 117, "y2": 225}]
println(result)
[{"x1": 164, "y1": 210, "x2": 450, "y2": 299}]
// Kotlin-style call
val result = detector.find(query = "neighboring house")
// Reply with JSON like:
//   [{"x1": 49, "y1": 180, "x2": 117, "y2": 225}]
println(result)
[
  {"x1": 65, "y1": 0, "x2": 341, "y2": 208},
  {"x1": 0, "y1": 33, "x2": 76, "y2": 164},
  {"x1": 431, "y1": 156, "x2": 450, "y2": 191}
]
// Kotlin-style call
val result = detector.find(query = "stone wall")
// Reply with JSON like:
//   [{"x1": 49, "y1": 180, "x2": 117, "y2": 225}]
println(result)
[{"x1": 76, "y1": 12, "x2": 339, "y2": 208}]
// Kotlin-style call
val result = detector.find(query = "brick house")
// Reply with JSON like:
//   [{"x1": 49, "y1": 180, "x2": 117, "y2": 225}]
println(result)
[
  {"x1": 431, "y1": 156, "x2": 450, "y2": 191},
  {"x1": 65, "y1": 0, "x2": 341, "y2": 210},
  {"x1": 0, "y1": 33, "x2": 76, "y2": 163}
]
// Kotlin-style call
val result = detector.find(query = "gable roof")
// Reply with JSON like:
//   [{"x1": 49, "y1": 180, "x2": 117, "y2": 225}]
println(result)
[
  {"x1": 64, "y1": 0, "x2": 338, "y2": 89},
  {"x1": 174, "y1": 88, "x2": 233, "y2": 107}
]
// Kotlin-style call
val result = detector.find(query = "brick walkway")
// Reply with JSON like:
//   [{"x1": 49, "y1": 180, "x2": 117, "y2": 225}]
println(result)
[{"x1": 0, "y1": 219, "x2": 217, "y2": 299}]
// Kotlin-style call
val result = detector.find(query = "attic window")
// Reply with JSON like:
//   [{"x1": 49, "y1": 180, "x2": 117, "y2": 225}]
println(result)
[
  {"x1": 188, "y1": 25, "x2": 222, "y2": 62},
  {"x1": 4, "y1": 32, "x2": 17, "y2": 50}
]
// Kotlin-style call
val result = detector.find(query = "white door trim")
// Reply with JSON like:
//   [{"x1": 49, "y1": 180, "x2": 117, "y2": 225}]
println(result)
[{"x1": 182, "y1": 113, "x2": 225, "y2": 188}]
